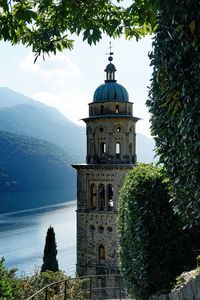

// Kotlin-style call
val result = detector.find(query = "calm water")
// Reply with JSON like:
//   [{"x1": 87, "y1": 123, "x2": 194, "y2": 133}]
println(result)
[{"x1": 0, "y1": 197, "x2": 77, "y2": 276}]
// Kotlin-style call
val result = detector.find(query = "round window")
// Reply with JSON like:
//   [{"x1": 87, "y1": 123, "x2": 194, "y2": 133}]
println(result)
[{"x1": 89, "y1": 224, "x2": 95, "y2": 231}]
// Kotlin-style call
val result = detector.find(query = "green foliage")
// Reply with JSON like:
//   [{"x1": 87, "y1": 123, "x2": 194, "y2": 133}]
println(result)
[
  {"x1": 0, "y1": 265, "x2": 87, "y2": 299},
  {"x1": 0, "y1": 258, "x2": 88, "y2": 299},
  {"x1": 118, "y1": 164, "x2": 184, "y2": 299},
  {"x1": 0, "y1": 258, "x2": 22, "y2": 300},
  {"x1": 16, "y1": 269, "x2": 67, "y2": 299},
  {"x1": 0, "y1": 0, "x2": 158, "y2": 57},
  {"x1": 146, "y1": 0, "x2": 200, "y2": 226},
  {"x1": 41, "y1": 226, "x2": 59, "y2": 272}
]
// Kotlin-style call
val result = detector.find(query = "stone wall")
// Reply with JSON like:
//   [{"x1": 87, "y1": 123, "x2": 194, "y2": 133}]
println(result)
[{"x1": 152, "y1": 271, "x2": 200, "y2": 300}]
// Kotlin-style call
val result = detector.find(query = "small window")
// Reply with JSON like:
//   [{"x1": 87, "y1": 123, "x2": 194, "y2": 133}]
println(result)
[
  {"x1": 99, "y1": 245, "x2": 105, "y2": 260},
  {"x1": 101, "y1": 105, "x2": 104, "y2": 114},
  {"x1": 100, "y1": 127, "x2": 104, "y2": 132},
  {"x1": 116, "y1": 127, "x2": 120, "y2": 133},
  {"x1": 116, "y1": 143, "x2": 121, "y2": 154},
  {"x1": 116, "y1": 105, "x2": 119, "y2": 114}
]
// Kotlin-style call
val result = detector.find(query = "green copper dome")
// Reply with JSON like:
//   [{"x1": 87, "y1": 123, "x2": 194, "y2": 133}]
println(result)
[
  {"x1": 93, "y1": 55, "x2": 129, "y2": 102},
  {"x1": 93, "y1": 82, "x2": 129, "y2": 102}
]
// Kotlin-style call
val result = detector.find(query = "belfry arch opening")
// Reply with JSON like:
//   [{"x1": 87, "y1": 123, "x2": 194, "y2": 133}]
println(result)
[
  {"x1": 115, "y1": 142, "x2": 121, "y2": 159},
  {"x1": 107, "y1": 184, "x2": 113, "y2": 210},
  {"x1": 100, "y1": 142, "x2": 106, "y2": 156},
  {"x1": 90, "y1": 183, "x2": 96, "y2": 209},
  {"x1": 99, "y1": 184, "x2": 105, "y2": 210}
]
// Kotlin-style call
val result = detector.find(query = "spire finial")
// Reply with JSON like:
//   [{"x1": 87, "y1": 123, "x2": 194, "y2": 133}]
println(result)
[{"x1": 106, "y1": 41, "x2": 114, "y2": 62}]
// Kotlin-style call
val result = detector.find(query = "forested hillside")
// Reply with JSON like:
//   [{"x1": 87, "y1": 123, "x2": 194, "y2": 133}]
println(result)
[{"x1": 0, "y1": 131, "x2": 76, "y2": 192}]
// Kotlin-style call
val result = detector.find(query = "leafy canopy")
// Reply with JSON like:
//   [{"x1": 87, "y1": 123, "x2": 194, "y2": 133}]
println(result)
[{"x1": 0, "y1": 0, "x2": 158, "y2": 59}]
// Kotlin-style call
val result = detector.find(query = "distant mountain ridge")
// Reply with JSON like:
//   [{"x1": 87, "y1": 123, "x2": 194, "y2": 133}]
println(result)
[
  {"x1": 0, "y1": 87, "x2": 155, "y2": 164},
  {"x1": 0, "y1": 87, "x2": 33, "y2": 108},
  {"x1": 0, "y1": 87, "x2": 85, "y2": 163}
]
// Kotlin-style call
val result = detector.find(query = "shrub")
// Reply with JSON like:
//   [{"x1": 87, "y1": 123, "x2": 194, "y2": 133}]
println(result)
[
  {"x1": 118, "y1": 164, "x2": 183, "y2": 299},
  {"x1": 0, "y1": 258, "x2": 22, "y2": 300}
]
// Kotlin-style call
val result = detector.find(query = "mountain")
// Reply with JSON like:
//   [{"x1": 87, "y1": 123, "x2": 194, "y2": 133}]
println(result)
[
  {"x1": 0, "y1": 87, "x2": 86, "y2": 163},
  {"x1": 0, "y1": 87, "x2": 33, "y2": 108},
  {"x1": 0, "y1": 87, "x2": 156, "y2": 163},
  {"x1": 0, "y1": 130, "x2": 76, "y2": 192}
]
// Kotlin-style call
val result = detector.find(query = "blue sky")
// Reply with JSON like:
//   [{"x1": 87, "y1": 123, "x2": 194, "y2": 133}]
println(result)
[{"x1": 0, "y1": 35, "x2": 153, "y2": 137}]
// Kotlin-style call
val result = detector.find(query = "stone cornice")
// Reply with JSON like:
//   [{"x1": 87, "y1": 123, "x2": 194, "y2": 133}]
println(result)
[{"x1": 71, "y1": 163, "x2": 135, "y2": 170}]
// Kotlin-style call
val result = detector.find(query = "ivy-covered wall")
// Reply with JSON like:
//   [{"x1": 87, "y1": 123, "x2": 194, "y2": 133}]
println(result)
[{"x1": 147, "y1": 0, "x2": 200, "y2": 226}]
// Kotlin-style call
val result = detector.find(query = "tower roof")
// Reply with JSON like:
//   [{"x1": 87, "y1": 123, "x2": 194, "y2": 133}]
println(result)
[{"x1": 93, "y1": 52, "x2": 129, "y2": 103}]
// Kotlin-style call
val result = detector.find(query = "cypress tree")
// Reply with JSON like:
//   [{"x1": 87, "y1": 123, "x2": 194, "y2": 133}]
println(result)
[{"x1": 41, "y1": 226, "x2": 59, "y2": 272}]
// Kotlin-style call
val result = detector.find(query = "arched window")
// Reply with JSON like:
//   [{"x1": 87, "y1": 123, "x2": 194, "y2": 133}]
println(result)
[
  {"x1": 116, "y1": 142, "x2": 121, "y2": 159},
  {"x1": 101, "y1": 105, "x2": 104, "y2": 114},
  {"x1": 100, "y1": 142, "x2": 106, "y2": 156},
  {"x1": 90, "y1": 184, "x2": 96, "y2": 209},
  {"x1": 99, "y1": 184, "x2": 105, "y2": 210},
  {"x1": 116, "y1": 143, "x2": 120, "y2": 154},
  {"x1": 99, "y1": 245, "x2": 105, "y2": 261},
  {"x1": 107, "y1": 184, "x2": 113, "y2": 210},
  {"x1": 116, "y1": 127, "x2": 121, "y2": 133}
]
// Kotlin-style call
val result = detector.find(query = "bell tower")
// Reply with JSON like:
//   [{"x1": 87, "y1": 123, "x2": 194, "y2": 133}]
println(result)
[{"x1": 72, "y1": 52, "x2": 139, "y2": 278}]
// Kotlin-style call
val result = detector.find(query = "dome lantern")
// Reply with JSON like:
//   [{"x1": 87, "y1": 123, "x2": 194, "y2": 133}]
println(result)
[
  {"x1": 104, "y1": 56, "x2": 117, "y2": 82},
  {"x1": 93, "y1": 50, "x2": 129, "y2": 103}
]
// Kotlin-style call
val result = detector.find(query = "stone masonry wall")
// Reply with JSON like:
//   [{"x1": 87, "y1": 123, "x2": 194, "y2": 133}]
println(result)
[{"x1": 152, "y1": 271, "x2": 200, "y2": 300}]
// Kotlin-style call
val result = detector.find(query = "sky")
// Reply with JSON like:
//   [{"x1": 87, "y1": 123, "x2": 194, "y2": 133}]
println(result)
[{"x1": 0, "y1": 35, "x2": 153, "y2": 137}]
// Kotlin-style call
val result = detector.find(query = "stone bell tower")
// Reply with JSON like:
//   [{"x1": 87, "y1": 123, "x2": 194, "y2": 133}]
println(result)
[{"x1": 72, "y1": 52, "x2": 139, "y2": 278}]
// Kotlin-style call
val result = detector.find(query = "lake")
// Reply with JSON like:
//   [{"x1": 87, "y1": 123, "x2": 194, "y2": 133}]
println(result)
[{"x1": 0, "y1": 190, "x2": 77, "y2": 276}]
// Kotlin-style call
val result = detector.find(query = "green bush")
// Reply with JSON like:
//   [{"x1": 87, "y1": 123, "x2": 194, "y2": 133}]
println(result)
[
  {"x1": 118, "y1": 164, "x2": 184, "y2": 299},
  {"x1": 0, "y1": 260, "x2": 88, "y2": 300},
  {"x1": 0, "y1": 258, "x2": 22, "y2": 300}
]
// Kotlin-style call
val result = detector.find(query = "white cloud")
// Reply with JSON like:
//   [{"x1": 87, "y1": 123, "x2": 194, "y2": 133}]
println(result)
[
  {"x1": 33, "y1": 91, "x2": 88, "y2": 125},
  {"x1": 18, "y1": 51, "x2": 89, "y2": 125},
  {"x1": 19, "y1": 52, "x2": 81, "y2": 88}
]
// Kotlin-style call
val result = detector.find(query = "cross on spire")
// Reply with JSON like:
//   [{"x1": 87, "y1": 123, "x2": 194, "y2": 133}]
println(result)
[{"x1": 106, "y1": 41, "x2": 114, "y2": 62}]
